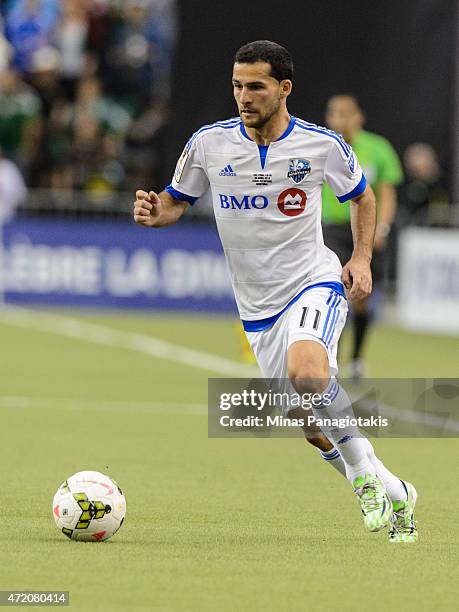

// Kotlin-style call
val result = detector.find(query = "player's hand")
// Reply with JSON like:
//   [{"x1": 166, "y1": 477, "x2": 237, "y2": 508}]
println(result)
[
  {"x1": 342, "y1": 256, "x2": 372, "y2": 302},
  {"x1": 133, "y1": 190, "x2": 163, "y2": 227}
]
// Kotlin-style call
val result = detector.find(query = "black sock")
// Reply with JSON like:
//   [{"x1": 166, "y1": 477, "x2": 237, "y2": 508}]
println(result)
[{"x1": 352, "y1": 312, "x2": 370, "y2": 360}]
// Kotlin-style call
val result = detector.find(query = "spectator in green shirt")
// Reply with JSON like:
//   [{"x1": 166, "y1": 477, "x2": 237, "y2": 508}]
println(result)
[{"x1": 322, "y1": 94, "x2": 403, "y2": 380}]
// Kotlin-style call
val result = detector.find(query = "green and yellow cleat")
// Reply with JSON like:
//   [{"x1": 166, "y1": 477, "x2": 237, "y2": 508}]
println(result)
[
  {"x1": 353, "y1": 474, "x2": 392, "y2": 532},
  {"x1": 389, "y1": 481, "x2": 418, "y2": 543}
]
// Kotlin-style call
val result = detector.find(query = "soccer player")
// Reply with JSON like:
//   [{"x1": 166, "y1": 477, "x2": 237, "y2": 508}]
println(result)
[
  {"x1": 133, "y1": 41, "x2": 417, "y2": 542},
  {"x1": 322, "y1": 94, "x2": 403, "y2": 380}
]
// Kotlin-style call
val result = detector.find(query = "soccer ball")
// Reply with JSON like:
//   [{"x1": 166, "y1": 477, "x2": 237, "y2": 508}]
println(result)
[{"x1": 52, "y1": 470, "x2": 126, "y2": 542}]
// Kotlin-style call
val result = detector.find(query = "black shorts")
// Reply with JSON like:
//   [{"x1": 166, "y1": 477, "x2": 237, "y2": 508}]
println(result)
[{"x1": 322, "y1": 223, "x2": 385, "y2": 284}]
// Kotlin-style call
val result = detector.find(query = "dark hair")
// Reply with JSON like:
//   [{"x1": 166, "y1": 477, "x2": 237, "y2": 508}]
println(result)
[
  {"x1": 234, "y1": 40, "x2": 293, "y2": 82},
  {"x1": 328, "y1": 92, "x2": 363, "y2": 111}
]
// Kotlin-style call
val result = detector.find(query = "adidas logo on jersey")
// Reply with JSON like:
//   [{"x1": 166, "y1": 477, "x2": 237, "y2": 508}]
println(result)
[{"x1": 219, "y1": 164, "x2": 236, "y2": 176}]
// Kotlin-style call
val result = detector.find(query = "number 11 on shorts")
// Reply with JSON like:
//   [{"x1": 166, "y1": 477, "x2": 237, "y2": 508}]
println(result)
[{"x1": 299, "y1": 307, "x2": 321, "y2": 330}]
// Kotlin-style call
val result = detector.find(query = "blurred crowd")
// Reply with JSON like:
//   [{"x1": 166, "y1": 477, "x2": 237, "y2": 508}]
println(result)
[
  {"x1": 0, "y1": 0, "x2": 177, "y2": 194},
  {"x1": 402, "y1": 142, "x2": 450, "y2": 226},
  {"x1": 0, "y1": 1, "x2": 451, "y2": 227}
]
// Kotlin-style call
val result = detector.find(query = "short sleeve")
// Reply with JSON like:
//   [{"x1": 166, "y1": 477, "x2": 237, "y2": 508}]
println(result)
[
  {"x1": 165, "y1": 136, "x2": 210, "y2": 206},
  {"x1": 324, "y1": 140, "x2": 367, "y2": 203}
]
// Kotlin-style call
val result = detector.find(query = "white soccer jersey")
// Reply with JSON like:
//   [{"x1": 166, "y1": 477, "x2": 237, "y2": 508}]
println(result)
[{"x1": 167, "y1": 116, "x2": 366, "y2": 325}]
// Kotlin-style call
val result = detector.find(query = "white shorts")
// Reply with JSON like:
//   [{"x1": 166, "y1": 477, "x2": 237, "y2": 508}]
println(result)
[{"x1": 246, "y1": 286, "x2": 348, "y2": 381}]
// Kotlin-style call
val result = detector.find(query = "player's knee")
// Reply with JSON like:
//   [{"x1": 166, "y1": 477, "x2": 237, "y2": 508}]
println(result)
[
  {"x1": 288, "y1": 340, "x2": 329, "y2": 395},
  {"x1": 288, "y1": 362, "x2": 328, "y2": 395}
]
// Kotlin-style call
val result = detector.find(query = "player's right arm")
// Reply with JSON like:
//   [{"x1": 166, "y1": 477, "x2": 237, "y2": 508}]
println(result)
[{"x1": 133, "y1": 189, "x2": 188, "y2": 228}]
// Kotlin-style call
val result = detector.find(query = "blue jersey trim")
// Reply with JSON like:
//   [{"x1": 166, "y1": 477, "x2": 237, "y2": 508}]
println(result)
[
  {"x1": 275, "y1": 115, "x2": 296, "y2": 140},
  {"x1": 258, "y1": 145, "x2": 269, "y2": 170},
  {"x1": 337, "y1": 174, "x2": 367, "y2": 203},
  {"x1": 239, "y1": 122, "x2": 251, "y2": 141},
  {"x1": 186, "y1": 118, "x2": 241, "y2": 152},
  {"x1": 294, "y1": 119, "x2": 352, "y2": 157},
  {"x1": 242, "y1": 281, "x2": 346, "y2": 332},
  {"x1": 164, "y1": 185, "x2": 199, "y2": 206},
  {"x1": 240, "y1": 115, "x2": 296, "y2": 143}
]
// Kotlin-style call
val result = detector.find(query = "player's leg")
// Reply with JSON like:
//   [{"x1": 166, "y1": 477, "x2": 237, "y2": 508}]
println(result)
[
  {"x1": 299, "y1": 428, "x2": 348, "y2": 477},
  {"x1": 287, "y1": 288, "x2": 391, "y2": 486},
  {"x1": 300, "y1": 290, "x2": 411, "y2": 497},
  {"x1": 310, "y1": 430, "x2": 417, "y2": 541},
  {"x1": 245, "y1": 302, "x2": 368, "y2": 479},
  {"x1": 287, "y1": 338, "x2": 375, "y2": 480},
  {"x1": 364, "y1": 438, "x2": 418, "y2": 543},
  {"x1": 308, "y1": 425, "x2": 416, "y2": 504},
  {"x1": 281, "y1": 287, "x2": 349, "y2": 476},
  {"x1": 246, "y1": 307, "x2": 341, "y2": 443},
  {"x1": 287, "y1": 339, "x2": 391, "y2": 531},
  {"x1": 362, "y1": 439, "x2": 409, "y2": 502},
  {"x1": 245, "y1": 293, "x2": 409, "y2": 535},
  {"x1": 301, "y1": 371, "x2": 418, "y2": 539},
  {"x1": 287, "y1": 288, "x2": 417, "y2": 538},
  {"x1": 286, "y1": 289, "x2": 392, "y2": 531}
]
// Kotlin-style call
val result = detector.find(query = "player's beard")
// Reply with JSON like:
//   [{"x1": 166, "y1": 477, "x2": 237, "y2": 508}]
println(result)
[{"x1": 241, "y1": 98, "x2": 281, "y2": 129}]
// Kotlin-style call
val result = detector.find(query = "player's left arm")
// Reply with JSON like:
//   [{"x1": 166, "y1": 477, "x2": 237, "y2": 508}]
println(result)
[{"x1": 342, "y1": 184, "x2": 376, "y2": 301}]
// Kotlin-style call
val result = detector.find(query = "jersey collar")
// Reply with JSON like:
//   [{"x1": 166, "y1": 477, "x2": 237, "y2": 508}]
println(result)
[{"x1": 239, "y1": 115, "x2": 296, "y2": 143}]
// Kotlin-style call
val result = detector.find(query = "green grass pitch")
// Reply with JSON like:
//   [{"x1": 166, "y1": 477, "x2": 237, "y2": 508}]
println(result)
[{"x1": 0, "y1": 309, "x2": 458, "y2": 611}]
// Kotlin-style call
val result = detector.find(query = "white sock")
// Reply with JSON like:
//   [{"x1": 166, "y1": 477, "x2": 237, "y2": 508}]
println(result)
[
  {"x1": 318, "y1": 438, "x2": 408, "y2": 501},
  {"x1": 312, "y1": 379, "x2": 375, "y2": 482},
  {"x1": 362, "y1": 438, "x2": 408, "y2": 501}
]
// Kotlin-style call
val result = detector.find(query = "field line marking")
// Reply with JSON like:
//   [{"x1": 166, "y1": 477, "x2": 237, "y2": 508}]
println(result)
[
  {"x1": 0, "y1": 306, "x2": 260, "y2": 377},
  {"x1": 0, "y1": 395, "x2": 207, "y2": 414},
  {"x1": 1, "y1": 389, "x2": 458, "y2": 434},
  {"x1": 1, "y1": 307, "x2": 457, "y2": 434},
  {"x1": 355, "y1": 396, "x2": 459, "y2": 434}
]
